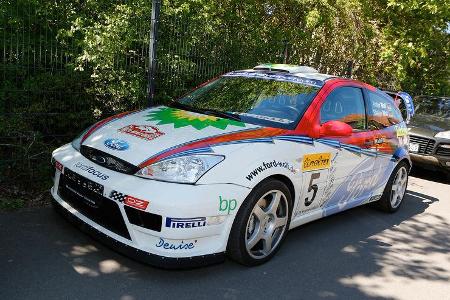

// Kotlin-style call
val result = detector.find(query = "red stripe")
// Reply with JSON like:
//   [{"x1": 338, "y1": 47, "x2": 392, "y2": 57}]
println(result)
[
  {"x1": 138, "y1": 127, "x2": 289, "y2": 168},
  {"x1": 81, "y1": 111, "x2": 134, "y2": 144}
]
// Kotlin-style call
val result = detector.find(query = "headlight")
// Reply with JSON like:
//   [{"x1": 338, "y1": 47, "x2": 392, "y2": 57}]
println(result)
[
  {"x1": 435, "y1": 131, "x2": 450, "y2": 139},
  {"x1": 71, "y1": 125, "x2": 94, "y2": 151},
  {"x1": 136, "y1": 155, "x2": 224, "y2": 183}
]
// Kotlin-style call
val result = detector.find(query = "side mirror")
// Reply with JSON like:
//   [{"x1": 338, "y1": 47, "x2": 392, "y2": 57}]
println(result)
[{"x1": 320, "y1": 120, "x2": 353, "y2": 137}]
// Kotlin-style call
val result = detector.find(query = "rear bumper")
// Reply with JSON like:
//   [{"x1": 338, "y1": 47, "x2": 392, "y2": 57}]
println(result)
[{"x1": 52, "y1": 196, "x2": 225, "y2": 269}]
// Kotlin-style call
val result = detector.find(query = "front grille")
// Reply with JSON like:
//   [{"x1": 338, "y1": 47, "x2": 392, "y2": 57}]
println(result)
[
  {"x1": 58, "y1": 169, "x2": 131, "y2": 239},
  {"x1": 436, "y1": 145, "x2": 450, "y2": 157},
  {"x1": 81, "y1": 145, "x2": 139, "y2": 175},
  {"x1": 409, "y1": 135, "x2": 436, "y2": 154}
]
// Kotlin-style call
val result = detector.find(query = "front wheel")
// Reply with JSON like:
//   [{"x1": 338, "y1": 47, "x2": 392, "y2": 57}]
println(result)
[
  {"x1": 377, "y1": 161, "x2": 409, "y2": 212},
  {"x1": 227, "y1": 179, "x2": 292, "y2": 266}
]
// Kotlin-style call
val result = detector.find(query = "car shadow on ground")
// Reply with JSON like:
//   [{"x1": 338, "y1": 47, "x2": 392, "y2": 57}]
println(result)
[
  {"x1": 1, "y1": 188, "x2": 446, "y2": 300},
  {"x1": 410, "y1": 166, "x2": 449, "y2": 184}
]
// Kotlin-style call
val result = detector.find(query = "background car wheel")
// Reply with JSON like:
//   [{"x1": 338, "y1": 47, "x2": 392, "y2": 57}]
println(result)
[
  {"x1": 376, "y1": 161, "x2": 409, "y2": 213},
  {"x1": 227, "y1": 179, "x2": 292, "y2": 266}
]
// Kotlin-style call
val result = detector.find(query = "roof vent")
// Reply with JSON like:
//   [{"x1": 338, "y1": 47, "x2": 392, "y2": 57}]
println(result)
[{"x1": 253, "y1": 64, "x2": 318, "y2": 74}]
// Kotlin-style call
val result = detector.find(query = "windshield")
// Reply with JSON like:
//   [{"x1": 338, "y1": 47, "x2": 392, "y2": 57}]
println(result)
[
  {"x1": 414, "y1": 97, "x2": 450, "y2": 119},
  {"x1": 175, "y1": 74, "x2": 320, "y2": 129}
]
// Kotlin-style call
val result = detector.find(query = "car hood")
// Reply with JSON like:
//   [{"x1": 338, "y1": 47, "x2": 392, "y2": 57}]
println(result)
[
  {"x1": 408, "y1": 114, "x2": 450, "y2": 136},
  {"x1": 82, "y1": 106, "x2": 260, "y2": 166}
]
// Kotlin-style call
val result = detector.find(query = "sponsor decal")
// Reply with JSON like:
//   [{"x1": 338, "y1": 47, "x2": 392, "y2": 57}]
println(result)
[
  {"x1": 74, "y1": 162, "x2": 109, "y2": 180},
  {"x1": 146, "y1": 107, "x2": 245, "y2": 130},
  {"x1": 396, "y1": 127, "x2": 408, "y2": 137},
  {"x1": 219, "y1": 196, "x2": 237, "y2": 214},
  {"x1": 109, "y1": 191, "x2": 149, "y2": 210},
  {"x1": 155, "y1": 238, "x2": 197, "y2": 250},
  {"x1": 319, "y1": 153, "x2": 339, "y2": 207},
  {"x1": 368, "y1": 194, "x2": 382, "y2": 202},
  {"x1": 302, "y1": 153, "x2": 331, "y2": 172},
  {"x1": 165, "y1": 217, "x2": 206, "y2": 229},
  {"x1": 124, "y1": 196, "x2": 149, "y2": 210},
  {"x1": 246, "y1": 160, "x2": 296, "y2": 181},
  {"x1": 104, "y1": 138, "x2": 129, "y2": 151},
  {"x1": 119, "y1": 124, "x2": 164, "y2": 141}
]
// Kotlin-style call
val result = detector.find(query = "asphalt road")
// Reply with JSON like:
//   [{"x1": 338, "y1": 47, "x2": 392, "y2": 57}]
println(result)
[{"x1": 1, "y1": 168, "x2": 449, "y2": 300}]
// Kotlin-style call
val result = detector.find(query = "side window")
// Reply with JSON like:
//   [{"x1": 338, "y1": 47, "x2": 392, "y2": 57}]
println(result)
[
  {"x1": 320, "y1": 87, "x2": 366, "y2": 130},
  {"x1": 367, "y1": 91, "x2": 403, "y2": 130},
  {"x1": 398, "y1": 99, "x2": 408, "y2": 121}
]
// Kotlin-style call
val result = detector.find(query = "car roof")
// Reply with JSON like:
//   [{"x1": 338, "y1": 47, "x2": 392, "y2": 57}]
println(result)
[
  {"x1": 224, "y1": 63, "x2": 376, "y2": 90},
  {"x1": 226, "y1": 64, "x2": 337, "y2": 87},
  {"x1": 251, "y1": 63, "x2": 337, "y2": 81}
]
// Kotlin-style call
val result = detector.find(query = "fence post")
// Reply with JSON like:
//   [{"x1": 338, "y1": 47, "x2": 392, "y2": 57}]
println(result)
[
  {"x1": 147, "y1": 0, "x2": 162, "y2": 107},
  {"x1": 345, "y1": 60, "x2": 353, "y2": 78},
  {"x1": 283, "y1": 40, "x2": 289, "y2": 64}
]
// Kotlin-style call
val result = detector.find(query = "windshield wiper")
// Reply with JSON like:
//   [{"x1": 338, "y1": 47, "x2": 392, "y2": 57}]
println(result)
[
  {"x1": 168, "y1": 101, "x2": 241, "y2": 122},
  {"x1": 202, "y1": 109, "x2": 242, "y2": 122}
]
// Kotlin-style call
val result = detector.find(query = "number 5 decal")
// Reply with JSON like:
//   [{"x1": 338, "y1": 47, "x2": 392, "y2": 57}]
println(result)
[{"x1": 305, "y1": 172, "x2": 320, "y2": 207}]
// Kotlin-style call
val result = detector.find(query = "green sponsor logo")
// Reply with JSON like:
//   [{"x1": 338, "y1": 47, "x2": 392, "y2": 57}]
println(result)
[
  {"x1": 146, "y1": 107, "x2": 245, "y2": 130},
  {"x1": 219, "y1": 196, "x2": 237, "y2": 214}
]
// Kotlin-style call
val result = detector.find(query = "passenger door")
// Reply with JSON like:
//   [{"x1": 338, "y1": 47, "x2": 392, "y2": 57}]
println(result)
[{"x1": 317, "y1": 86, "x2": 377, "y2": 214}]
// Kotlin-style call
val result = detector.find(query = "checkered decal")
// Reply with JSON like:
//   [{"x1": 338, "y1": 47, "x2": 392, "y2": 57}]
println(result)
[{"x1": 109, "y1": 190, "x2": 126, "y2": 203}]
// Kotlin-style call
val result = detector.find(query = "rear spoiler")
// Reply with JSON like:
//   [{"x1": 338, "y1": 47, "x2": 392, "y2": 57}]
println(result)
[{"x1": 383, "y1": 91, "x2": 415, "y2": 123}]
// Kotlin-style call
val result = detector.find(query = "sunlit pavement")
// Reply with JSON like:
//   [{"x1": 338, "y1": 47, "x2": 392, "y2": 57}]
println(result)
[{"x1": 1, "y1": 169, "x2": 449, "y2": 300}]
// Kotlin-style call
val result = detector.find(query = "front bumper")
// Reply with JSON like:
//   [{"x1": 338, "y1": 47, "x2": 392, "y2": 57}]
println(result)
[
  {"x1": 51, "y1": 144, "x2": 251, "y2": 268},
  {"x1": 51, "y1": 196, "x2": 225, "y2": 269}
]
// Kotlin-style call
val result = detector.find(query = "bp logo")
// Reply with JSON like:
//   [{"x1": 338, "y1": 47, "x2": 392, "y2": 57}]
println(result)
[
  {"x1": 104, "y1": 138, "x2": 129, "y2": 151},
  {"x1": 145, "y1": 107, "x2": 245, "y2": 130}
]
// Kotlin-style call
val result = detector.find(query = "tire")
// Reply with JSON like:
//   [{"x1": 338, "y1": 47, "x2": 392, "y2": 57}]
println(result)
[
  {"x1": 227, "y1": 179, "x2": 292, "y2": 266},
  {"x1": 376, "y1": 161, "x2": 409, "y2": 213}
]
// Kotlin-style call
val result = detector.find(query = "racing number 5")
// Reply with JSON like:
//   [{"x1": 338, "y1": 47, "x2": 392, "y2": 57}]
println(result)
[{"x1": 305, "y1": 172, "x2": 320, "y2": 207}]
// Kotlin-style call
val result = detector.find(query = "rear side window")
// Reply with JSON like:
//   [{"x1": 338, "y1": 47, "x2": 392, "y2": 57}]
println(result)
[
  {"x1": 320, "y1": 87, "x2": 366, "y2": 130},
  {"x1": 367, "y1": 91, "x2": 403, "y2": 130}
]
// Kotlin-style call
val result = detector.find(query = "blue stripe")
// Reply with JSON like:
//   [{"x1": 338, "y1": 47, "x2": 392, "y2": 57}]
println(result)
[
  {"x1": 316, "y1": 139, "x2": 341, "y2": 148},
  {"x1": 274, "y1": 135, "x2": 314, "y2": 144},
  {"x1": 214, "y1": 138, "x2": 274, "y2": 147},
  {"x1": 163, "y1": 147, "x2": 214, "y2": 160},
  {"x1": 341, "y1": 144, "x2": 362, "y2": 155}
]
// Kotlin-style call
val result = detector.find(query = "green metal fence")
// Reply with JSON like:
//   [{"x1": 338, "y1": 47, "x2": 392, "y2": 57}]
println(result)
[{"x1": 0, "y1": 0, "x2": 289, "y2": 187}]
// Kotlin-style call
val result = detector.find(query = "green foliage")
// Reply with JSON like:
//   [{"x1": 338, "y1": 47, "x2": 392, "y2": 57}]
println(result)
[{"x1": 0, "y1": 0, "x2": 449, "y2": 195}]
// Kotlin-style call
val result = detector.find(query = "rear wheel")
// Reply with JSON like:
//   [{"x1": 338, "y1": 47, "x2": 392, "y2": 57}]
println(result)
[
  {"x1": 377, "y1": 161, "x2": 409, "y2": 212},
  {"x1": 227, "y1": 179, "x2": 292, "y2": 266}
]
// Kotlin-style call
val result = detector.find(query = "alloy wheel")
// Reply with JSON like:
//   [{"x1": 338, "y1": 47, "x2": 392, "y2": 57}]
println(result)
[
  {"x1": 390, "y1": 166, "x2": 408, "y2": 208},
  {"x1": 245, "y1": 190, "x2": 289, "y2": 259}
]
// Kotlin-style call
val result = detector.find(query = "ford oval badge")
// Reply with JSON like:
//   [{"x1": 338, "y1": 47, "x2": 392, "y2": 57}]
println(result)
[{"x1": 104, "y1": 139, "x2": 129, "y2": 151}]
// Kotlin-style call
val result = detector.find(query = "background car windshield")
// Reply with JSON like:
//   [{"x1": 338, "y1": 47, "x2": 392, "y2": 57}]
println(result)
[
  {"x1": 414, "y1": 97, "x2": 450, "y2": 119},
  {"x1": 177, "y1": 76, "x2": 319, "y2": 129}
]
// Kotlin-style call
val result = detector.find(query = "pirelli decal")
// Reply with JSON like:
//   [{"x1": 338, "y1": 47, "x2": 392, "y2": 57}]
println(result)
[{"x1": 302, "y1": 153, "x2": 331, "y2": 172}]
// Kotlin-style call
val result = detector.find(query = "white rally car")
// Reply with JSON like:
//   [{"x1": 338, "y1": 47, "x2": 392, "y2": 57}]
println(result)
[{"x1": 51, "y1": 64, "x2": 410, "y2": 268}]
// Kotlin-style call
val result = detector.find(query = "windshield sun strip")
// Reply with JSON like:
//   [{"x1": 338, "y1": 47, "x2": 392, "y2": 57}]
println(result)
[{"x1": 223, "y1": 71, "x2": 324, "y2": 88}]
